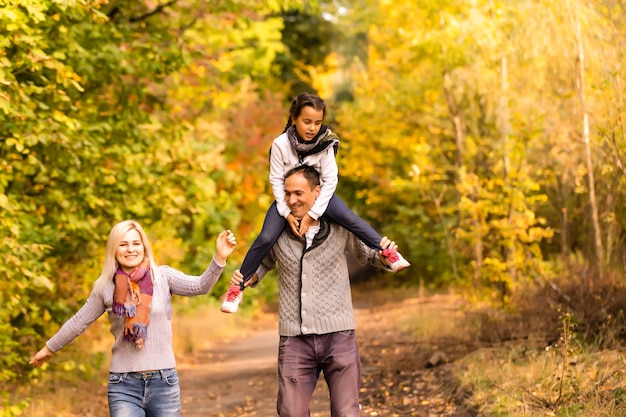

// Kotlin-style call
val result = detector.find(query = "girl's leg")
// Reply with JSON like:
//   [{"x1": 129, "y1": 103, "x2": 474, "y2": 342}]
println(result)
[
  {"x1": 325, "y1": 195, "x2": 411, "y2": 273},
  {"x1": 239, "y1": 201, "x2": 287, "y2": 286},
  {"x1": 325, "y1": 195, "x2": 382, "y2": 250}
]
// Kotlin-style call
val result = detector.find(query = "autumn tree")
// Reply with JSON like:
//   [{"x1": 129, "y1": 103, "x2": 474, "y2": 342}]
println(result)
[{"x1": 0, "y1": 0, "x2": 316, "y2": 393}]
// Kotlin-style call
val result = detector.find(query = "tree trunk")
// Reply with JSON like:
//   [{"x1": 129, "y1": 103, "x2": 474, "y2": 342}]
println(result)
[
  {"x1": 499, "y1": 55, "x2": 517, "y2": 285},
  {"x1": 570, "y1": 0, "x2": 603, "y2": 277}
]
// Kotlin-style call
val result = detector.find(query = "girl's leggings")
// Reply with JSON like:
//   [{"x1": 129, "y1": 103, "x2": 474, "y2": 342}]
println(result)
[{"x1": 238, "y1": 194, "x2": 383, "y2": 286}]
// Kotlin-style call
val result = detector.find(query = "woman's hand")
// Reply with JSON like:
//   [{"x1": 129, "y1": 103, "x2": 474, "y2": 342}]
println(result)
[
  {"x1": 29, "y1": 345, "x2": 54, "y2": 367},
  {"x1": 214, "y1": 230, "x2": 237, "y2": 265}
]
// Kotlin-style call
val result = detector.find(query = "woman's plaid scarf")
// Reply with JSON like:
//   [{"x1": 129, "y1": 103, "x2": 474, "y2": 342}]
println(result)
[{"x1": 112, "y1": 258, "x2": 153, "y2": 344}]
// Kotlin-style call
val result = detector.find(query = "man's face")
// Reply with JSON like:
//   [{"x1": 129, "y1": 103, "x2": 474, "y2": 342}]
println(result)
[{"x1": 284, "y1": 171, "x2": 320, "y2": 219}]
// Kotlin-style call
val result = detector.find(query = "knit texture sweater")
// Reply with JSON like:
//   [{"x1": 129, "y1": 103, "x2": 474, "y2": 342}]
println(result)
[
  {"x1": 269, "y1": 130, "x2": 339, "y2": 220},
  {"x1": 255, "y1": 218, "x2": 390, "y2": 336},
  {"x1": 46, "y1": 258, "x2": 225, "y2": 372}
]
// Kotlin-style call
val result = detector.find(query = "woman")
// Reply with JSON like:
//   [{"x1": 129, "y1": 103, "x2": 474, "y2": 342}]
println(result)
[{"x1": 30, "y1": 219, "x2": 237, "y2": 417}]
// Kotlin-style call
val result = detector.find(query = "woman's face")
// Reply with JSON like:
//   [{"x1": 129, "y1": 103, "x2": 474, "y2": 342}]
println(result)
[
  {"x1": 116, "y1": 229, "x2": 145, "y2": 273},
  {"x1": 292, "y1": 105, "x2": 324, "y2": 142}
]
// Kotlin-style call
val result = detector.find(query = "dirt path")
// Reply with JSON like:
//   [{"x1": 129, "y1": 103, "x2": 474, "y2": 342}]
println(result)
[
  {"x1": 177, "y1": 316, "x2": 349, "y2": 417},
  {"x1": 53, "y1": 287, "x2": 476, "y2": 417},
  {"x1": 178, "y1": 328, "x2": 280, "y2": 416},
  {"x1": 174, "y1": 290, "x2": 476, "y2": 417},
  {"x1": 178, "y1": 326, "x2": 339, "y2": 416}
]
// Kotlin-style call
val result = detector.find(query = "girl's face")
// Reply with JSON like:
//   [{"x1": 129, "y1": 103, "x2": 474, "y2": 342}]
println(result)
[
  {"x1": 292, "y1": 105, "x2": 324, "y2": 142},
  {"x1": 116, "y1": 229, "x2": 145, "y2": 273}
]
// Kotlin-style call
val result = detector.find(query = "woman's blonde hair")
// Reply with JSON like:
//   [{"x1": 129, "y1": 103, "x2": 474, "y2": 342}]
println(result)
[{"x1": 94, "y1": 220, "x2": 160, "y2": 290}]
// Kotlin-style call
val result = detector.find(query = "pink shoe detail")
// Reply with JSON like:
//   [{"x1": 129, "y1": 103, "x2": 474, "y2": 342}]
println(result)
[
  {"x1": 220, "y1": 284, "x2": 243, "y2": 313},
  {"x1": 381, "y1": 248, "x2": 411, "y2": 272}
]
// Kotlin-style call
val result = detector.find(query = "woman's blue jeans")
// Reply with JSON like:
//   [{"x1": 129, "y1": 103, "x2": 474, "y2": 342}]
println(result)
[{"x1": 107, "y1": 368, "x2": 180, "y2": 417}]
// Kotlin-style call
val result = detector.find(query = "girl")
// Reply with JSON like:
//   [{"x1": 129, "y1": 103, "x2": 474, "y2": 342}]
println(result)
[
  {"x1": 220, "y1": 93, "x2": 410, "y2": 313},
  {"x1": 30, "y1": 220, "x2": 237, "y2": 417}
]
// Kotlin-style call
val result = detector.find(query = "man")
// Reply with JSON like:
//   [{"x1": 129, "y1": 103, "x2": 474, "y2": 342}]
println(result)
[{"x1": 230, "y1": 164, "x2": 399, "y2": 416}]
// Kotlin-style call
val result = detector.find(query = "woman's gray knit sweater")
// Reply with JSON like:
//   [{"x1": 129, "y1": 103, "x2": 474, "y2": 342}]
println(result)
[{"x1": 46, "y1": 258, "x2": 225, "y2": 373}]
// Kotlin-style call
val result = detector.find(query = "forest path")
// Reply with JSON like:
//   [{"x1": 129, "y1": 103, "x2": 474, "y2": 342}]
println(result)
[
  {"x1": 175, "y1": 287, "x2": 475, "y2": 417},
  {"x1": 45, "y1": 284, "x2": 476, "y2": 417}
]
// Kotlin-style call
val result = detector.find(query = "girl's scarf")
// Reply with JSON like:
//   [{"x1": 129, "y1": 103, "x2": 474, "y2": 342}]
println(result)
[
  {"x1": 286, "y1": 124, "x2": 340, "y2": 163},
  {"x1": 112, "y1": 258, "x2": 153, "y2": 343}
]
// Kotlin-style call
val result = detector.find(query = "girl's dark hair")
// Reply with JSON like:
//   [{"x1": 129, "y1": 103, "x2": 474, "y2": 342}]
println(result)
[{"x1": 282, "y1": 93, "x2": 326, "y2": 133}]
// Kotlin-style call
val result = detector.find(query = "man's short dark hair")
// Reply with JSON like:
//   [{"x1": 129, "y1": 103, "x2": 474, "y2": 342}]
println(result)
[{"x1": 284, "y1": 165, "x2": 321, "y2": 188}]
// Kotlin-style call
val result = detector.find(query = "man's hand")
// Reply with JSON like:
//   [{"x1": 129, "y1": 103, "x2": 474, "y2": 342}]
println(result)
[
  {"x1": 230, "y1": 269, "x2": 258, "y2": 288},
  {"x1": 379, "y1": 236, "x2": 398, "y2": 250},
  {"x1": 377, "y1": 236, "x2": 398, "y2": 266}
]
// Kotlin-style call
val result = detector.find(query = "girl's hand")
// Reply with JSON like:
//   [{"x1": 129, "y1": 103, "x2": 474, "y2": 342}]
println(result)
[
  {"x1": 298, "y1": 214, "x2": 314, "y2": 236},
  {"x1": 215, "y1": 230, "x2": 237, "y2": 264},
  {"x1": 287, "y1": 214, "x2": 301, "y2": 237},
  {"x1": 29, "y1": 345, "x2": 54, "y2": 367}
]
